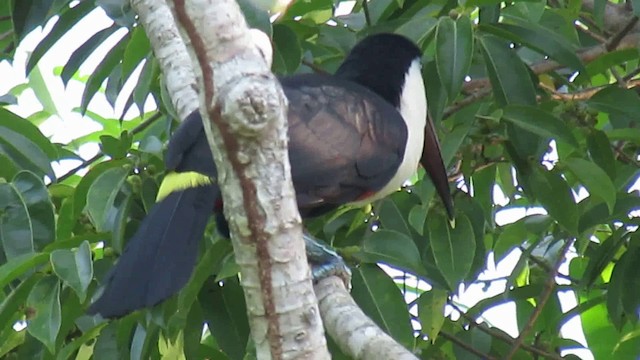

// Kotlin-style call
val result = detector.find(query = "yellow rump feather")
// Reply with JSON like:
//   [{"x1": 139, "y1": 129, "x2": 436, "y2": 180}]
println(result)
[{"x1": 156, "y1": 172, "x2": 214, "y2": 201}]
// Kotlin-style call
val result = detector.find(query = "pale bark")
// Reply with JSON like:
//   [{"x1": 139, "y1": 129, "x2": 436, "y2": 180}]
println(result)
[
  {"x1": 315, "y1": 277, "x2": 418, "y2": 360},
  {"x1": 131, "y1": 0, "x2": 199, "y2": 120},
  {"x1": 130, "y1": 0, "x2": 416, "y2": 358},
  {"x1": 166, "y1": 0, "x2": 328, "y2": 359}
]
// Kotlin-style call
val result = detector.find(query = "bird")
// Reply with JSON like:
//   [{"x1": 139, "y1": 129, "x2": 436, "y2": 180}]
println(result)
[{"x1": 88, "y1": 33, "x2": 454, "y2": 318}]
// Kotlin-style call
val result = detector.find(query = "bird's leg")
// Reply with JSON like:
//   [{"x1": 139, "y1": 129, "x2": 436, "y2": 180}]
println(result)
[{"x1": 303, "y1": 232, "x2": 352, "y2": 289}]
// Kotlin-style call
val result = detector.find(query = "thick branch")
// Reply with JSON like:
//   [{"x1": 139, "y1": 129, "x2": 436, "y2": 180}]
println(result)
[
  {"x1": 131, "y1": 0, "x2": 199, "y2": 120},
  {"x1": 168, "y1": 0, "x2": 328, "y2": 358},
  {"x1": 315, "y1": 277, "x2": 418, "y2": 360}
]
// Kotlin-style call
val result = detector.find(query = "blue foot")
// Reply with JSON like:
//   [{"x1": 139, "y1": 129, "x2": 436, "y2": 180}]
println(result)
[{"x1": 304, "y1": 233, "x2": 351, "y2": 289}]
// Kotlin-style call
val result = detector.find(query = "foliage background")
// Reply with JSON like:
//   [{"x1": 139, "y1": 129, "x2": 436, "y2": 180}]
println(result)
[{"x1": 0, "y1": 0, "x2": 639, "y2": 358}]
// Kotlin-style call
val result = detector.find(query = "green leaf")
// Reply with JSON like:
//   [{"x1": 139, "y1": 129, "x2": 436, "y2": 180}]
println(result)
[
  {"x1": 479, "y1": 22, "x2": 583, "y2": 72},
  {"x1": 502, "y1": 104, "x2": 578, "y2": 148},
  {"x1": 56, "y1": 323, "x2": 108, "y2": 360},
  {"x1": 435, "y1": 16, "x2": 473, "y2": 100},
  {"x1": 85, "y1": 166, "x2": 130, "y2": 231},
  {"x1": 583, "y1": 228, "x2": 627, "y2": 288},
  {"x1": 0, "y1": 274, "x2": 42, "y2": 335},
  {"x1": 12, "y1": 0, "x2": 53, "y2": 41},
  {"x1": 587, "y1": 130, "x2": 616, "y2": 180},
  {"x1": 418, "y1": 289, "x2": 447, "y2": 342},
  {"x1": 26, "y1": 276, "x2": 61, "y2": 354},
  {"x1": 81, "y1": 33, "x2": 129, "y2": 113},
  {"x1": 170, "y1": 241, "x2": 233, "y2": 329},
  {"x1": 237, "y1": 0, "x2": 272, "y2": 36},
  {"x1": 12, "y1": 171, "x2": 55, "y2": 250},
  {"x1": 73, "y1": 159, "x2": 129, "y2": 219},
  {"x1": 26, "y1": 0, "x2": 95, "y2": 73},
  {"x1": 361, "y1": 230, "x2": 426, "y2": 276},
  {"x1": 271, "y1": 24, "x2": 302, "y2": 74},
  {"x1": 424, "y1": 61, "x2": 448, "y2": 124},
  {"x1": 0, "y1": 125, "x2": 54, "y2": 179},
  {"x1": 528, "y1": 168, "x2": 578, "y2": 234},
  {"x1": 50, "y1": 241, "x2": 93, "y2": 302},
  {"x1": 351, "y1": 264, "x2": 414, "y2": 350},
  {"x1": 0, "y1": 182, "x2": 34, "y2": 258},
  {"x1": 2, "y1": 105, "x2": 54, "y2": 152},
  {"x1": 563, "y1": 158, "x2": 616, "y2": 213},
  {"x1": 428, "y1": 213, "x2": 476, "y2": 289},
  {"x1": 478, "y1": 35, "x2": 536, "y2": 106},
  {"x1": 377, "y1": 198, "x2": 411, "y2": 236},
  {"x1": 588, "y1": 87, "x2": 640, "y2": 128},
  {"x1": 62, "y1": 25, "x2": 120, "y2": 85},
  {"x1": 122, "y1": 26, "x2": 151, "y2": 81},
  {"x1": 0, "y1": 252, "x2": 48, "y2": 290},
  {"x1": 199, "y1": 277, "x2": 249, "y2": 360},
  {"x1": 28, "y1": 65, "x2": 59, "y2": 117},
  {"x1": 452, "y1": 327, "x2": 492, "y2": 360}
]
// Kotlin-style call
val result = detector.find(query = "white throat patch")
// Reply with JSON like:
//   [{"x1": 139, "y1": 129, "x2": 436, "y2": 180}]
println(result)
[{"x1": 355, "y1": 59, "x2": 427, "y2": 203}]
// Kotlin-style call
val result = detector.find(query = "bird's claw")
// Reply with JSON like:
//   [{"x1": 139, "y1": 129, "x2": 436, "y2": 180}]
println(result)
[{"x1": 303, "y1": 232, "x2": 352, "y2": 290}]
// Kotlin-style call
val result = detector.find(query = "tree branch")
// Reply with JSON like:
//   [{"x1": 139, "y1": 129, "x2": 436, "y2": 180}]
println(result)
[
  {"x1": 168, "y1": 0, "x2": 327, "y2": 358},
  {"x1": 438, "y1": 330, "x2": 498, "y2": 360},
  {"x1": 315, "y1": 277, "x2": 418, "y2": 359},
  {"x1": 131, "y1": 0, "x2": 199, "y2": 120},
  {"x1": 504, "y1": 239, "x2": 575, "y2": 359},
  {"x1": 448, "y1": 301, "x2": 564, "y2": 360}
]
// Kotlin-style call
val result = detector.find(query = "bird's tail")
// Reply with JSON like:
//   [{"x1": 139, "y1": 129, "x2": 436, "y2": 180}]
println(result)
[{"x1": 88, "y1": 185, "x2": 217, "y2": 318}]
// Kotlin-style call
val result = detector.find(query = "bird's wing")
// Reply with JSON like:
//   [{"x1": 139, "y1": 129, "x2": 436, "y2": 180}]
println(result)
[{"x1": 282, "y1": 74, "x2": 408, "y2": 217}]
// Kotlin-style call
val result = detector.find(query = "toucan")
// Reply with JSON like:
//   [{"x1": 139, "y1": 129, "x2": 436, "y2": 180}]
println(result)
[{"x1": 88, "y1": 33, "x2": 454, "y2": 318}]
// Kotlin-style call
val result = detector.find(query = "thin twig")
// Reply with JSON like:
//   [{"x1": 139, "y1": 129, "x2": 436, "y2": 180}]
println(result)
[
  {"x1": 301, "y1": 59, "x2": 328, "y2": 74},
  {"x1": 605, "y1": 15, "x2": 639, "y2": 51},
  {"x1": 448, "y1": 302, "x2": 565, "y2": 360},
  {"x1": 574, "y1": 22, "x2": 607, "y2": 43},
  {"x1": 56, "y1": 153, "x2": 103, "y2": 183},
  {"x1": 438, "y1": 331, "x2": 499, "y2": 360},
  {"x1": 545, "y1": 78, "x2": 640, "y2": 101},
  {"x1": 442, "y1": 88, "x2": 492, "y2": 118},
  {"x1": 55, "y1": 112, "x2": 164, "y2": 184},
  {"x1": 504, "y1": 239, "x2": 575, "y2": 360},
  {"x1": 362, "y1": 0, "x2": 372, "y2": 27}
]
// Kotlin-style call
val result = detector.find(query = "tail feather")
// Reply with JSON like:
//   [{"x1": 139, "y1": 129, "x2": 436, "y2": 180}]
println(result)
[{"x1": 88, "y1": 185, "x2": 216, "y2": 318}]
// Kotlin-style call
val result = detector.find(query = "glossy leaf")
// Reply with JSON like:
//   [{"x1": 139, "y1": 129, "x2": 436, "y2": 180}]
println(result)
[
  {"x1": 199, "y1": 277, "x2": 249, "y2": 360},
  {"x1": 85, "y1": 166, "x2": 130, "y2": 231},
  {"x1": 0, "y1": 125, "x2": 54, "y2": 179},
  {"x1": 361, "y1": 230, "x2": 426, "y2": 276},
  {"x1": 587, "y1": 130, "x2": 616, "y2": 179},
  {"x1": 61, "y1": 25, "x2": 120, "y2": 85},
  {"x1": 418, "y1": 289, "x2": 447, "y2": 342},
  {"x1": 0, "y1": 252, "x2": 48, "y2": 290},
  {"x1": 502, "y1": 104, "x2": 578, "y2": 148},
  {"x1": 351, "y1": 264, "x2": 414, "y2": 350},
  {"x1": 50, "y1": 241, "x2": 93, "y2": 301},
  {"x1": 12, "y1": 171, "x2": 55, "y2": 250},
  {"x1": 26, "y1": 276, "x2": 61, "y2": 353},
  {"x1": 272, "y1": 24, "x2": 302, "y2": 74},
  {"x1": 0, "y1": 182, "x2": 34, "y2": 258},
  {"x1": 26, "y1": 0, "x2": 94, "y2": 74},
  {"x1": 435, "y1": 16, "x2": 473, "y2": 99},
  {"x1": 479, "y1": 22, "x2": 583, "y2": 71},
  {"x1": 529, "y1": 168, "x2": 578, "y2": 234},
  {"x1": 478, "y1": 35, "x2": 536, "y2": 106},
  {"x1": 588, "y1": 87, "x2": 640, "y2": 128},
  {"x1": 0, "y1": 274, "x2": 42, "y2": 335},
  {"x1": 564, "y1": 158, "x2": 616, "y2": 213},
  {"x1": 80, "y1": 33, "x2": 129, "y2": 113},
  {"x1": 428, "y1": 213, "x2": 476, "y2": 289}
]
